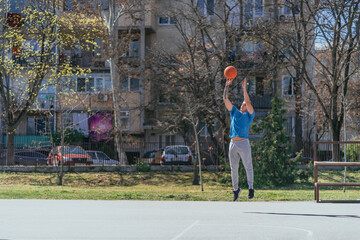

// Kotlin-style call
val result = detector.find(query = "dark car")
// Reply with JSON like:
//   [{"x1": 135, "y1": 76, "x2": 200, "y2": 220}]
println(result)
[
  {"x1": 142, "y1": 149, "x2": 163, "y2": 165},
  {"x1": 0, "y1": 150, "x2": 47, "y2": 166}
]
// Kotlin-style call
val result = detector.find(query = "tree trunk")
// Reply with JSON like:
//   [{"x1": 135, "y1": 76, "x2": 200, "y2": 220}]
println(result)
[
  {"x1": 109, "y1": 27, "x2": 128, "y2": 165},
  {"x1": 192, "y1": 156, "x2": 199, "y2": 185},
  {"x1": 192, "y1": 123, "x2": 203, "y2": 190},
  {"x1": 6, "y1": 128, "x2": 15, "y2": 166},
  {"x1": 110, "y1": 59, "x2": 128, "y2": 166},
  {"x1": 57, "y1": 118, "x2": 65, "y2": 186},
  {"x1": 294, "y1": 68, "x2": 303, "y2": 153},
  {"x1": 331, "y1": 126, "x2": 341, "y2": 162}
]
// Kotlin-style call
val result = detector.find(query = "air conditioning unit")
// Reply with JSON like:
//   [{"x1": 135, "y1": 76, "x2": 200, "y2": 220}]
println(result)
[
  {"x1": 105, "y1": 59, "x2": 110, "y2": 68},
  {"x1": 279, "y1": 15, "x2": 292, "y2": 22},
  {"x1": 279, "y1": 15, "x2": 286, "y2": 21},
  {"x1": 97, "y1": 93, "x2": 108, "y2": 102}
]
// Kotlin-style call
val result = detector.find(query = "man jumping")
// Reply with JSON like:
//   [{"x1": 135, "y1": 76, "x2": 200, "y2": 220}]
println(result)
[{"x1": 223, "y1": 77, "x2": 255, "y2": 201}]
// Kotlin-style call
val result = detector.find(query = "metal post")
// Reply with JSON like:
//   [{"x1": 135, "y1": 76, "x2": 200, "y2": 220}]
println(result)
[
  {"x1": 343, "y1": 93, "x2": 347, "y2": 192},
  {"x1": 314, "y1": 142, "x2": 317, "y2": 200}
]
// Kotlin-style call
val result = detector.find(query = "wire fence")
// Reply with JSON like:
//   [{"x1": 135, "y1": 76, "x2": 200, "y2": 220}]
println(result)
[
  {"x1": 314, "y1": 141, "x2": 360, "y2": 162},
  {"x1": 2, "y1": 140, "x2": 349, "y2": 167},
  {"x1": 0, "y1": 141, "x2": 220, "y2": 166}
]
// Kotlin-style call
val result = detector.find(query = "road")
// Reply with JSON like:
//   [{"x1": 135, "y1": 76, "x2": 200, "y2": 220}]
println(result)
[{"x1": 0, "y1": 200, "x2": 359, "y2": 239}]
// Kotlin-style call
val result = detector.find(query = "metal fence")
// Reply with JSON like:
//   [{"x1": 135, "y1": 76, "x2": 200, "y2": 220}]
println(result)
[
  {"x1": 0, "y1": 140, "x2": 220, "y2": 166},
  {"x1": 314, "y1": 141, "x2": 360, "y2": 162}
]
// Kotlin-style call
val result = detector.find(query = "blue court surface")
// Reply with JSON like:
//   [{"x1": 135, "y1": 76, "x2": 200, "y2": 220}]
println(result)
[{"x1": 0, "y1": 199, "x2": 359, "y2": 239}]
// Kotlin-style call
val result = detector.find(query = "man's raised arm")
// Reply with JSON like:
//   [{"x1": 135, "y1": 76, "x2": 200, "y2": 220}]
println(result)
[
  {"x1": 223, "y1": 79, "x2": 233, "y2": 111},
  {"x1": 242, "y1": 78, "x2": 254, "y2": 114}
]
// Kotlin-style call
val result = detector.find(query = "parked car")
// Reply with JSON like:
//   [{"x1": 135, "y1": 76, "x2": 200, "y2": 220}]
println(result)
[
  {"x1": 161, "y1": 145, "x2": 193, "y2": 165},
  {"x1": 142, "y1": 149, "x2": 163, "y2": 165},
  {"x1": 0, "y1": 150, "x2": 47, "y2": 166},
  {"x1": 47, "y1": 146, "x2": 93, "y2": 166},
  {"x1": 86, "y1": 151, "x2": 120, "y2": 166}
]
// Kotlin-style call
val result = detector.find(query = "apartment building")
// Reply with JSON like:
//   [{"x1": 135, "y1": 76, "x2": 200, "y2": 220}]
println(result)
[{"x1": 1, "y1": 0, "x2": 315, "y2": 162}]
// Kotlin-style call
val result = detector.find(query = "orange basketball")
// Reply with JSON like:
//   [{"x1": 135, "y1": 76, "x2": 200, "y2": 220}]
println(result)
[{"x1": 224, "y1": 66, "x2": 237, "y2": 79}]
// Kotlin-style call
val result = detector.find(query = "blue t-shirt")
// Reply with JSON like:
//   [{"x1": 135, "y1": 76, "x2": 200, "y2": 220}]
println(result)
[{"x1": 229, "y1": 106, "x2": 255, "y2": 139}]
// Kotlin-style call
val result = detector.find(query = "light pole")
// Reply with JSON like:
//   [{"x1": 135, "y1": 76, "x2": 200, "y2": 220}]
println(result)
[{"x1": 343, "y1": 87, "x2": 347, "y2": 192}]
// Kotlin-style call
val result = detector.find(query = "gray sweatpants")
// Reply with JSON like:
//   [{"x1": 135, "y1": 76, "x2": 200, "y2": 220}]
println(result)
[{"x1": 229, "y1": 139, "x2": 254, "y2": 191}]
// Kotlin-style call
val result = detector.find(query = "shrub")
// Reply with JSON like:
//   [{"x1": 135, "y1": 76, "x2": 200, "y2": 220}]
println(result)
[
  {"x1": 135, "y1": 161, "x2": 151, "y2": 172},
  {"x1": 346, "y1": 138, "x2": 360, "y2": 162}
]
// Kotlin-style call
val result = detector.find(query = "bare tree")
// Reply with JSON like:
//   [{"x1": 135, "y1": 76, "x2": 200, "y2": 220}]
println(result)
[
  {"x1": 271, "y1": 0, "x2": 360, "y2": 160},
  {"x1": 0, "y1": 0, "x2": 64, "y2": 165},
  {"x1": 90, "y1": 0, "x2": 147, "y2": 165}
]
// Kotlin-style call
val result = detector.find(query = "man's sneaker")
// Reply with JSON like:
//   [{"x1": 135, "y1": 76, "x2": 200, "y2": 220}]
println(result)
[
  {"x1": 233, "y1": 188, "x2": 241, "y2": 201},
  {"x1": 248, "y1": 189, "x2": 254, "y2": 199}
]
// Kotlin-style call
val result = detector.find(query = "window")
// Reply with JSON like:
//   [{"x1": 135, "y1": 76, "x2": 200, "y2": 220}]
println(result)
[
  {"x1": 285, "y1": 117, "x2": 295, "y2": 137},
  {"x1": 281, "y1": 39, "x2": 294, "y2": 61},
  {"x1": 254, "y1": 0, "x2": 263, "y2": 16},
  {"x1": 159, "y1": 135, "x2": 163, "y2": 149},
  {"x1": 73, "y1": 113, "x2": 89, "y2": 135},
  {"x1": 283, "y1": 0, "x2": 299, "y2": 15},
  {"x1": 165, "y1": 135, "x2": 176, "y2": 146},
  {"x1": 200, "y1": 122, "x2": 218, "y2": 137},
  {"x1": 197, "y1": 0, "x2": 215, "y2": 16},
  {"x1": 62, "y1": 113, "x2": 73, "y2": 129},
  {"x1": 128, "y1": 39, "x2": 139, "y2": 57},
  {"x1": 130, "y1": 78, "x2": 139, "y2": 91},
  {"x1": 76, "y1": 76, "x2": 110, "y2": 93},
  {"x1": 242, "y1": 40, "x2": 264, "y2": 53},
  {"x1": 243, "y1": 77, "x2": 256, "y2": 95},
  {"x1": 77, "y1": 78, "x2": 94, "y2": 92},
  {"x1": 61, "y1": 113, "x2": 89, "y2": 135},
  {"x1": 244, "y1": 0, "x2": 263, "y2": 27},
  {"x1": 10, "y1": 0, "x2": 25, "y2": 13},
  {"x1": 121, "y1": 76, "x2": 140, "y2": 92},
  {"x1": 95, "y1": 78, "x2": 103, "y2": 92},
  {"x1": 120, "y1": 111, "x2": 130, "y2": 131},
  {"x1": 256, "y1": 77, "x2": 264, "y2": 96},
  {"x1": 27, "y1": 117, "x2": 54, "y2": 136},
  {"x1": 64, "y1": 0, "x2": 74, "y2": 11},
  {"x1": 159, "y1": 93, "x2": 175, "y2": 104},
  {"x1": 243, "y1": 41, "x2": 254, "y2": 52},
  {"x1": 94, "y1": 76, "x2": 112, "y2": 92},
  {"x1": 282, "y1": 76, "x2": 295, "y2": 96},
  {"x1": 104, "y1": 77, "x2": 112, "y2": 92},
  {"x1": 94, "y1": 39, "x2": 102, "y2": 57},
  {"x1": 159, "y1": 17, "x2": 177, "y2": 25}
]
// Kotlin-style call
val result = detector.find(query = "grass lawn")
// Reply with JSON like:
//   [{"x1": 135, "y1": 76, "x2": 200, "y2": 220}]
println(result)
[{"x1": 0, "y1": 170, "x2": 359, "y2": 201}]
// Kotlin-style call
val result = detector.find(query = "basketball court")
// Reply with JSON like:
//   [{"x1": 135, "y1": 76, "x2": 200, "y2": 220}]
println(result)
[{"x1": 1, "y1": 199, "x2": 359, "y2": 239}]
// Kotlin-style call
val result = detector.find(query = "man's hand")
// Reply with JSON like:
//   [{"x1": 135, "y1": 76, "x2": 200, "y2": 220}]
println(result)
[
  {"x1": 226, "y1": 78, "x2": 233, "y2": 86},
  {"x1": 242, "y1": 78, "x2": 247, "y2": 89}
]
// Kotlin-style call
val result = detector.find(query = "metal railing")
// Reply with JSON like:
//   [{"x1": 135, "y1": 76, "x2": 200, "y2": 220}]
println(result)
[{"x1": 313, "y1": 141, "x2": 360, "y2": 162}]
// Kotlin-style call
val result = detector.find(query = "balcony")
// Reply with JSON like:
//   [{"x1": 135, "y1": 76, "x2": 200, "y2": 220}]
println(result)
[
  {"x1": 234, "y1": 51, "x2": 271, "y2": 74},
  {"x1": 117, "y1": 5, "x2": 156, "y2": 32},
  {"x1": 234, "y1": 95, "x2": 272, "y2": 110},
  {"x1": 31, "y1": 93, "x2": 55, "y2": 110}
]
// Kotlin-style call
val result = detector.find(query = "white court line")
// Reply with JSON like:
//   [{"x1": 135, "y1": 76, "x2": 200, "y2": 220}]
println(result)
[
  {"x1": 171, "y1": 220, "x2": 199, "y2": 240},
  {"x1": 194, "y1": 223, "x2": 314, "y2": 239}
]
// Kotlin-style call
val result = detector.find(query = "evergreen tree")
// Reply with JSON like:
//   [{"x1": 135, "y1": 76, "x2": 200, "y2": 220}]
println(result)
[{"x1": 239, "y1": 95, "x2": 297, "y2": 187}]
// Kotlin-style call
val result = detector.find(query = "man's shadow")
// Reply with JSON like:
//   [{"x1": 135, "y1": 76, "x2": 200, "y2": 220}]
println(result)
[{"x1": 245, "y1": 212, "x2": 360, "y2": 219}]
